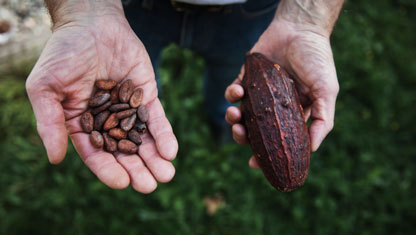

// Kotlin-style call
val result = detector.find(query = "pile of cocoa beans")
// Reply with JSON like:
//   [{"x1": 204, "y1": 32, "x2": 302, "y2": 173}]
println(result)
[{"x1": 80, "y1": 79, "x2": 148, "y2": 154}]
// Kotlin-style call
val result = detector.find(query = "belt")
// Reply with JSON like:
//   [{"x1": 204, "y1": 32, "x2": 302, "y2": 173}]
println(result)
[{"x1": 170, "y1": 0, "x2": 227, "y2": 12}]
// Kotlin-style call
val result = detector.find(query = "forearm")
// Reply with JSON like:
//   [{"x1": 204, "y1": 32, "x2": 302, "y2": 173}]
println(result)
[{"x1": 276, "y1": 0, "x2": 344, "y2": 36}]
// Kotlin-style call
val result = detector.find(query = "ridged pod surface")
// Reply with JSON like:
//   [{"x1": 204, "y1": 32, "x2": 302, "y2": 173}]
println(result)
[{"x1": 241, "y1": 53, "x2": 311, "y2": 192}]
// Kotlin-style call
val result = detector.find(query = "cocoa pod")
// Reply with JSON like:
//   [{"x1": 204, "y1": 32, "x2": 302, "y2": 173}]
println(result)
[
  {"x1": 110, "y1": 83, "x2": 121, "y2": 104},
  {"x1": 94, "y1": 110, "x2": 110, "y2": 130},
  {"x1": 88, "y1": 93, "x2": 110, "y2": 107},
  {"x1": 109, "y1": 128, "x2": 127, "y2": 140},
  {"x1": 128, "y1": 129, "x2": 142, "y2": 145},
  {"x1": 119, "y1": 79, "x2": 134, "y2": 103},
  {"x1": 134, "y1": 119, "x2": 147, "y2": 133},
  {"x1": 90, "y1": 131, "x2": 104, "y2": 148},
  {"x1": 241, "y1": 53, "x2": 310, "y2": 192},
  {"x1": 95, "y1": 79, "x2": 117, "y2": 90},
  {"x1": 129, "y1": 88, "x2": 143, "y2": 108},
  {"x1": 80, "y1": 111, "x2": 94, "y2": 133},
  {"x1": 120, "y1": 114, "x2": 136, "y2": 132},
  {"x1": 109, "y1": 103, "x2": 130, "y2": 112},
  {"x1": 103, "y1": 113, "x2": 119, "y2": 131},
  {"x1": 118, "y1": 139, "x2": 137, "y2": 154},
  {"x1": 137, "y1": 105, "x2": 148, "y2": 123},
  {"x1": 103, "y1": 133, "x2": 117, "y2": 152},
  {"x1": 116, "y1": 109, "x2": 137, "y2": 119},
  {"x1": 91, "y1": 101, "x2": 112, "y2": 115}
]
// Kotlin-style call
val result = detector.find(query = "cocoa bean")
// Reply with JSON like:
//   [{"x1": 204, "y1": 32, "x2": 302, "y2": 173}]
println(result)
[
  {"x1": 129, "y1": 88, "x2": 143, "y2": 108},
  {"x1": 103, "y1": 113, "x2": 119, "y2": 131},
  {"x1": 110, "y1": 83, "x2": 120, "y2": 104},
  {"x1": 137, "y1": 105, "x2": 149, "y2": 122},
  {"x1": 88, "y1": 93, "x2": 110, "y2": 107},
  {"x1": 119, "y1": 79, "x2": 134, "y2": 103},
  {"x1": 116, "y1": 109, "x2": 137, "y2": 119},
  {"x1": 103, "y1": 133, "x2": 117, "y2": 152},
  {"x1": 128, "y1": 129, "x2": 142, "y2": 145},
  {"x1": 120, "y1": 114, "x2": 136, "y2": 132},
  {"x1": 118, "y1": 139, "x2": 137, "y2": 154},
  {"x1": 134, "y1": 119, "x2": 147, "y2": 133},
  {"x1": 94, "y1": 110, "x2": 110, "y2": 130},
  {"x1": 91, "y1": 101, "x2": 112, "y2": 115},
  {"x1": 109, "y1": 103, "x2": 130, "y2": 112},
  {"x1": 80, "y1": 111, "x2": 94, "y2": 133},
  {"x1": 95, "y1": 79, "x2": 117, "y2": 90},
  {"x1": 94, "y1": 89, "x2": 109, "y2": 96},
  {"x1": 109, "y1": 128, "x2": 127, "y2": 140},
  {"x1": 90, "y1": 131, "x2": 104, "y2": 148}
]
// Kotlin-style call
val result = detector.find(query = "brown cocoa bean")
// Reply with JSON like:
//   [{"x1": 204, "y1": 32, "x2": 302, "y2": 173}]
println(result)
[
  {"x1": 109, "y1": 103, "x2": 130, "y2": 112},
  {"x1": 95, "y1": 79, "x2": 117, "y2": 90},
  {"x1": 91, "y1": 101, "x2": 112, "y2": 115},
  {"x1": 80, "y1": 111, "x2": 94, "y2": 133},
  {"x1": 103, "y1": 133, "x2": 117, "y2": 152},
  {"x1": 88, "y1": 93, "x2": 110, "y2": 107},
  {"x1": 120, "y1": 114, "x2": 136, "y2": 131},
  {"x1": 94, "y1": 89, "x2": 109, "y2": 96},
  {"x1": 137, "y1": 105, "x2": 149, "y2": 122},
  {"x1": 119, "y1": 79, "x2": 134, "y2": 103},
  {"x1": 109, "y1": 128, "x2": 127, "y2": 140},
  {"x1": 118, "y1": 139, "x2": 137, "y2": 154},
  {"x1": 116, "y1": 109, "x2": 137, "y2": 119},
  {"x1": 134, "y1": 119, "x2": 147, "y2": 133},
  {"x1": 110, "y1": 83, "x2": 120, "y2": 104},
  {"x1": 129, "y1": 88, "x2": 143, "y2": 108},
  {"x1": 128, "y1": 129, "x2": 142, "y2": 145},
  {"x1": 94, "y1": 110, "x2": 110, "y2": 130},
  {"x1": 90, "y1": 131, "x2": 104, "y2": 148},
  {"x1": 103, "y1": 113, "x2": 119, "y2": 131}
]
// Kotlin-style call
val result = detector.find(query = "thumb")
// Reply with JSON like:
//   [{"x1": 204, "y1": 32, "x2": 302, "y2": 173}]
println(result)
[{"x1": 26, "y1": 85, "x2": 68, "y2": 164}]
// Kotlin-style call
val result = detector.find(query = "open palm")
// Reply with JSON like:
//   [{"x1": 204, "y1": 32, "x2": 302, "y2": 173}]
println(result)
[{"x1": 26, "y1": 14, "x2": 178, "y2": 193}]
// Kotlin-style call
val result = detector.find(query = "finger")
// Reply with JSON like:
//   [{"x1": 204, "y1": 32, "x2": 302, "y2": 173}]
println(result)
[
  {"x1": 138, "y1": 132, "x2": 176, "y2": 183},
  {"x1": 225, "y1": 84, "x2": 244, "y2": 104},
  {"x1": 115, "y1": 153, "x2": 158, "y2": 194},
  {"x1": 309, "y1": 96, "x2": 336, "y2": 152},
  {"x1": 146, "y1": 99, "x2": 178, "y2": 161},
  {"x1": 225, "y1": 106, "x2": 242, "y2": 125},
  {"x1": 232, "y1": 124, "x2": 249, "y2": 145},
  {"x1": 26, "y1": 89, "x2": 68, "y2": 164},
  {"x1": 70, "y1": 132, "x2": 130, "y2": 189},
  {"x1": 249, "y1": 156, "x2": 260, "y2": 169}
]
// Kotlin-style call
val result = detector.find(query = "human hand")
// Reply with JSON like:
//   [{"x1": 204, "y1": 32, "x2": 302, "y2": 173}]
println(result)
[
  {"x1": 26, "y1": 1, "x2": 178, "y2": 193},
  {"x1": 225, "y1": 19, "x2": 339, "y2": 168}
]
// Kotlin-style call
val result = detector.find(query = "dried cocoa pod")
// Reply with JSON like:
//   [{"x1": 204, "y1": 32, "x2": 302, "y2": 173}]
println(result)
[
  {"x1": 103, "y1": 133, "x2": 117, "y2": 152},
  {"x1": 129, "y1": 88, "x2": 143, "y2": 108},
  {"x1": 120, "y1": 114, "x2": 136, "y2": 132},
  {"x1": 137, "y1": 105, "x2": 148, "y2": 123},
  {"x1": 94, "y1": 110, "x2": 110, "y2": 130},
  {"x1": 95, "y1": 79, "x2": 117, "y2": 90},
  {"x1": 103, "y1": 113, "x2": 119, "y2": 131},
  {"x1": 118, "y1": 139, "x2": 137, "y2": 154},
  {"x1": 241, "y1": 53, "x2": 311, "y2": 192},
  {"x1": 88, "y1": 93, "x2": 110, "y2": 107},
  {"x1": 109, "y1": 128, "x2": 127, "y2": 140},
  {"x1": 90, "y1": 131, "x2": 104, "y2": 148},
  {"x1": 109, "y1": 103, "x2": 130, "y2": 112},
  {"x1": 80, "y1": 111, "x2": 94, "y2": 133},
  {"x1": 119, "y1": 79, "x2": 134, "y2": 103},
  {"x1": 110, "y1": 83, "x2": 121, "y2": 104},
  {"x1": 134, "y1": 120, "x2": 147, "y2": 133},
  {"x1": 91, "y1": 101, "x2": 112, "y2": 115},
  {"x1": 128, "y1": 129, "x2": 142, "y2": 145},
  {"x1": 116, "y1": 108, "x2": 137, "y2": 119}
]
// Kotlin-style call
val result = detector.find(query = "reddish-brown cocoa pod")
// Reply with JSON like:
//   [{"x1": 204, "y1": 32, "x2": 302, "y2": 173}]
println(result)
[
  {"x1": 128, "y1": 129, "x2": 142, "y2": 145},
  {"x1": 103, "y1": 113, "x2": 119, "y2": 131},
  {"x1": 88, "y1": 93, "x2": 110, "y2": 107},
  {"x1": 80, "y1": 111, "x2": 94, "y2": 133},
  {"x1": 129, "y1": 88, "x2": 143, "y2": 108},
  {"x1": 109, "y1": 128, "x2": 127, "y2": 140},
  {"x1": 95, "y1": 79, "x2": 117, "y2": 90},
  {"x1": 103, "y1": 133, "x2": 117, "y2": 152},
  {"x1": 119, "y1": 79, "x2": 134, "y2": 103},
  {"x1": 241, "y1": 53, "x2": 311, "y2": 192},
  {"x1": 118, "y1": 139, "x2": 137, "y2": 154},
  {"x1": 137, "y1": 105, "x2": 148, "y2": 123},
  {"x1": 110, "y1": 83, "x2": 121, "y2": 104},
  {"x1": 109, "y1": 103, "x2": 130, "y2": 112},
  {"x1": 116, "y1": 109, "x2": 137, "y2": 119},
  {"x1": 91, "y1": 101, "x2": 112, "y2": 115},
  {"x1": 90, "y1": 131, "x2": 104, "y2": 148},
  {"x1": 120, "y1": 114, "x2": 137, "y2": 132},
  {"x1": 94, "y1": 110, "x2": 110, "y2": 130}
]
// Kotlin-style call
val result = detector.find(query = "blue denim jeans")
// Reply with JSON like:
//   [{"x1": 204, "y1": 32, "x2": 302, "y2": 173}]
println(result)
[{"x1": 123, "y1": 0, "x2": 279, "y2": 129}]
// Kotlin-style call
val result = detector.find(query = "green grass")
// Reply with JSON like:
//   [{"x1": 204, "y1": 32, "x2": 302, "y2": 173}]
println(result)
[{"x1": 1, "y1": 0, "x2": 416, "y2": 234}]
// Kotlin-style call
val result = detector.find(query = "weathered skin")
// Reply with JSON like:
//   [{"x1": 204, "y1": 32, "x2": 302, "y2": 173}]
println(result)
[{"x1": 241, "y1": 53, "x2": 311, "y2": 192}]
